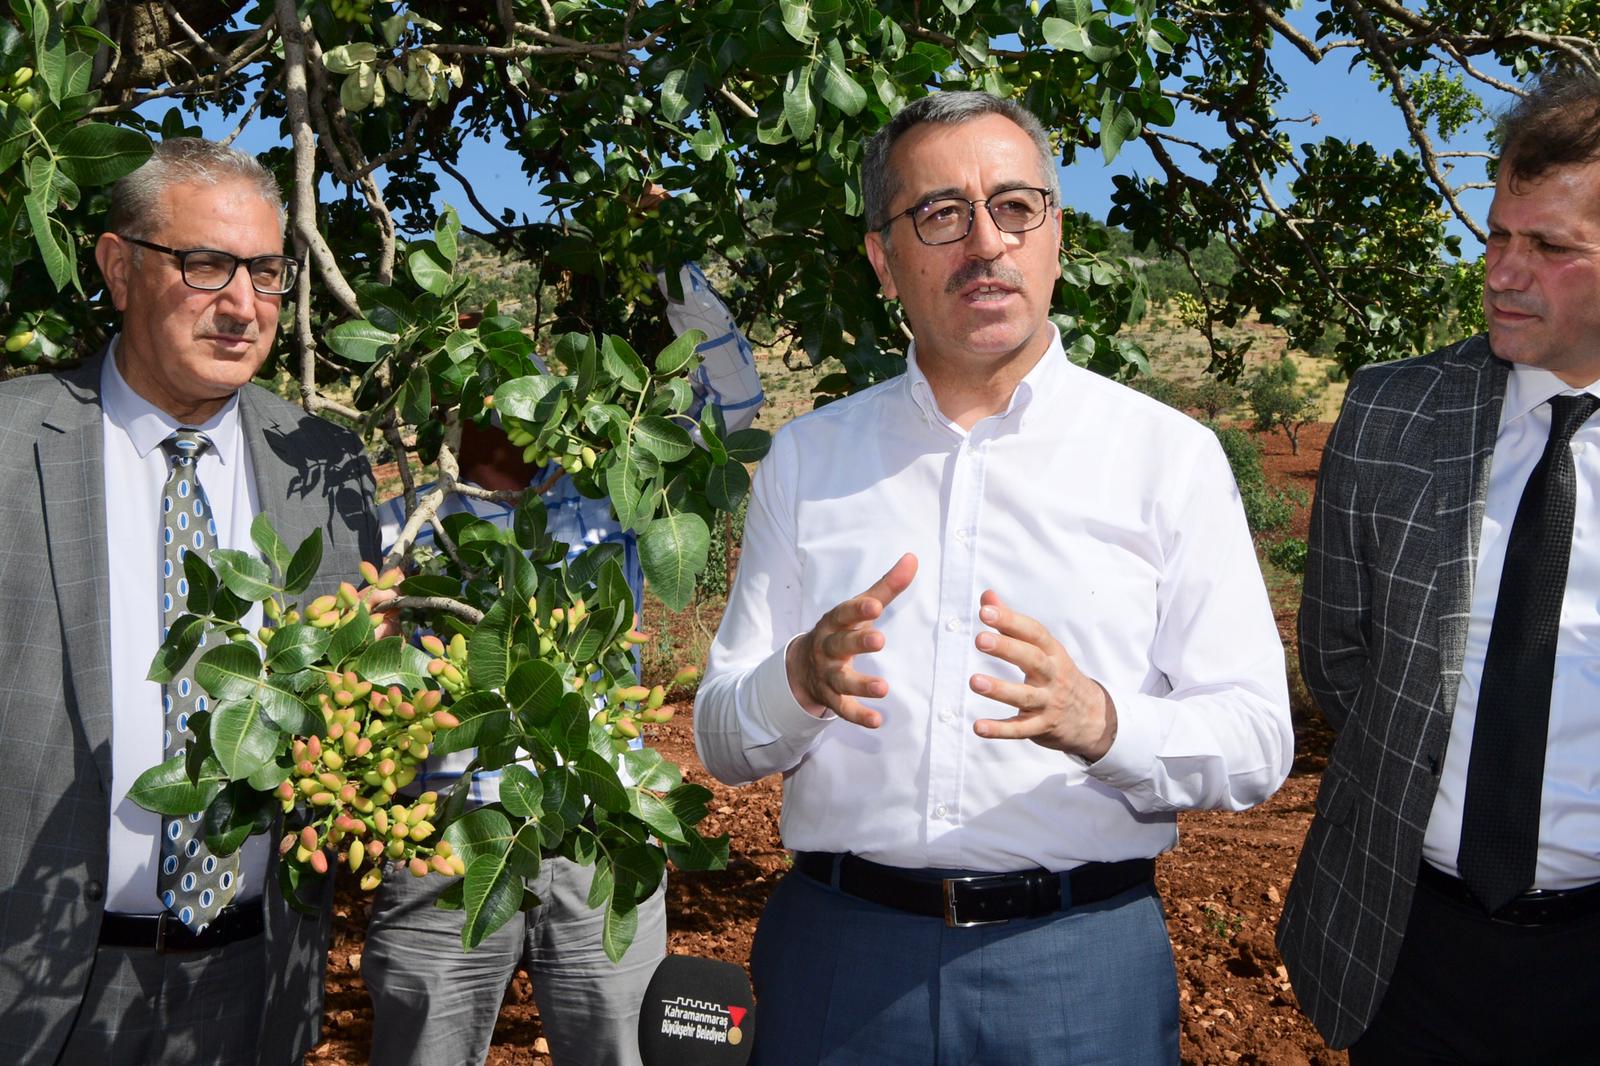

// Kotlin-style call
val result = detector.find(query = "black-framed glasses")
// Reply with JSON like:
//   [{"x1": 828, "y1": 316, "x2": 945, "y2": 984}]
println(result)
[
  {"x1": 877, "y1": 186, "x2": 1055, "y2": 246},
  {"x1": 119, "y1": 235, "x2": 300, "y2": 296}
]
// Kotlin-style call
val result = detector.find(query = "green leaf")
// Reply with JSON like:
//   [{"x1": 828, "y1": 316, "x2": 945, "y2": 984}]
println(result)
[
  {"x1": 506, "y1": 658, "x2": 565, "y2": 728},
  {"x1": 352, "y1": 636, "x2": 432, "y2": 690},
  {"x1": 638, "y1": 513, "x2": 710, "y2": 611},
  {"x1": 467, "y1": 596, "x2": 515, "y2": 690},
  {"x1": 601, "y1": 900, "x2": 639, "y2": 963},
  {"x1": 463, "y1": 851, "x2": 524, "y2": 951},
  {"x1": 283, "y1": 529, "x2": 324, "y2": 597},
  {"x1": 586, "y1": 852, "x2": 615, "y2": 909},
  {"x1": 705, "y1": 461, "x2": 750, "y2": 513},
  {"x1": 209, "y1": 697, "x2": 280, "y2": 780},
  {"x1": 210, "y1": 549, "x2": 278, "y2": 600},
  {"x1": 202, "y1": 781, "x2": 273, "y2": 856},
  {"x1": 493, "y1": 374, "x2": 561, "y2": 421},
  {"x1": 605, "y1": 455, "x2": 658, "y2": 532},
  {"x1": 434, "y1": 205, "x2": 460, "y2": 264},
  {"x1": 631, "y1": 789, "x2": 689, "y2": 843},
  {"x1": 407, "y1": 245, "x2": 451, "y2": 296},
  {"x1": 779, "y1": 0, "x2": 814, "y2": 42},
  {"x1": 428, "y1": 690, "x2": 510, "y2": 756},
  {"x1": 600, "y1": 335, "x2": 648, "y2": 392},
  {"x1": 182, "y1": 551, "x2": 218, "y2": 617},
  {"x1": 613, "y1": 842, "x2": 667, "y2": 901},
  {"x1": 633, "y1": 416, "x2": 694, "y2": 463},
  {"x1": 326, "y1": 319, "x2": 397, "y2": 364},
  {"x1": 148, "y1": 614, "x2": 206, "y2": 683},
  {"x1": 499, "y1": 765, "x2": 544, "y2": 818},
  {"x1": 258, "y1": 678, "x2": 320, "y2": 735},
  {"x1": 127, "y1": 753, "x2": 227, "y2": 815},
  {"x1": 1100, "y1": 100, "x2": 1140, "y2": 163},
  {"x1": 325, "y1": 601, "x2": 372, "y2": 667},
  {"x1": 23, "y1": 160, "x2": 72, "y2": 290},
  {"x1": 194, "y1": 642, "x2": 265, "y2": 701},
  {"x1": 816, "y1": 40, "x2": 867, "y2": 117},
  {"x1": 250, "y1": 514, "x2": 292, "y2": 574},
  {"x1": 443, "y1": 805, "x2": 514, "y2": 866},
  {"x1": 653, "y1": 329, "x2": 702, "y2": 377},
  {"x1": 55, "y1": 123, "x2": 151, "y2": 185},
  {"x1": 664, "y1": 829, "x2": 730, "y2": 872},
  {"x1": 575, "y1": 750, "x2": 629, "y2": 813},
  {"x1": 784, "y1": 64, "x2": 817, "y2": 142},
  {"x1": 622, "y1": 748, "x2": 682, "y2": 792},
  {"x1": 660, "y1": 67, "x2": 693, "y2": 123},
  {"x1": 723, "y1": 428, "x2": 771, "y2": 463},
  {"x1": 265, "y1": 624, "x2": 332, "y2": 673}
]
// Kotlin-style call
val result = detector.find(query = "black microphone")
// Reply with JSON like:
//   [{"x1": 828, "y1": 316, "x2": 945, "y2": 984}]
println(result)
[{"x1": 637, "y1": 954, "x2": 755, "y2": 1065}]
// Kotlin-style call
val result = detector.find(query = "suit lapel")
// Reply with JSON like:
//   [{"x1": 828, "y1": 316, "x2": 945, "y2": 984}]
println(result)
[
  {"x1": 1433, "y1": 337, "x2": 1509, "y2": 718},
  {"x1": 37, "y1": 357, "x2": 115, "y2": 787},
  {"x1": 239, "y1": 386, "x2": 308, "y2": 552}
]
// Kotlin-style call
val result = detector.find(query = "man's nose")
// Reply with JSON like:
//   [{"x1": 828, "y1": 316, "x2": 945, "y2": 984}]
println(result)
[
  {"x1": 1485, "y1": 238, "x2": 1530, "y2": 293},
  {"x1": 963, "y1": 202, "x2": 1008, "y2": 259}
]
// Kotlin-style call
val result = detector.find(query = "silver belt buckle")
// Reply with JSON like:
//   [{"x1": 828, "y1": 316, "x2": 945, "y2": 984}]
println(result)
[{"x1": 942, "y1": 875, "x2": 1008, "y2": 928}]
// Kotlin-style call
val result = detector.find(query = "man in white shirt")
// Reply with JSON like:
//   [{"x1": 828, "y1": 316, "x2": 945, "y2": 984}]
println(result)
[
  {"x1": 0, "y1": 139, "x2": 379, "y2": 1064},
  {"x1": 695, "y1": 91, "x2": 1292, "y2": 1064},
  {"x1": 1279, "y1": 67, "x2": 1600, "y2": 1063},
  {"x1": 364, "y1": 265, "x2": 763, "y2": 1066}
]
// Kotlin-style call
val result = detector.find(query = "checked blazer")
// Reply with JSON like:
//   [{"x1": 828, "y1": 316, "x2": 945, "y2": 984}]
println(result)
[
  {"x1": 1276, "y1": 333, "x2": 1511, "y2": 1049},
  {"x1": 0, "y1": 354, "x2": 381, "y2": 1065}
]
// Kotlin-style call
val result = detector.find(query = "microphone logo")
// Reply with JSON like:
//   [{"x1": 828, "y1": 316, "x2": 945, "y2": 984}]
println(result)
[{"x1": 659, "y1": 995, "x2": 744, "y2": 1045}]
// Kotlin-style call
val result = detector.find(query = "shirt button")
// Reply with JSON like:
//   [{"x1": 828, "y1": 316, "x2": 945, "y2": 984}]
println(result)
[
  {"x1": 945, "y1": 618, "x2": 962, "y2": 632},
  {"x1": 84, "y1": 880, "x2": 105, "y2": 903},
  {"x1": 934, "y1": 803, "x2": 949, "y2": 819},
  {"x1": 954, "y1": 528, "x2": 968, "y2": 542},
  {"x1": 940, "y1": 708, "x2": 956, "y2": 724}
]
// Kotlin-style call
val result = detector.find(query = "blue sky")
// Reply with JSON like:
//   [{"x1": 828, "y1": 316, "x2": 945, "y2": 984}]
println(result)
[{"x1": 200, "y1": 13, "x2": 1514, "y2": 251}]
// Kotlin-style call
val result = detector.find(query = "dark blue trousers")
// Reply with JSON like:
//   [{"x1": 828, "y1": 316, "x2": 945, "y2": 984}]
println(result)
[{"x1": 749, "y1": 866, "x2": 1180, "y2": 1065}]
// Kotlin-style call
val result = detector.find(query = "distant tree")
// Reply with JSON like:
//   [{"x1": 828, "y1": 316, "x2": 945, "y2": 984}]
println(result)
[{"x1": 1248, "y1": 358, "x2": 1321, "y2": 455}]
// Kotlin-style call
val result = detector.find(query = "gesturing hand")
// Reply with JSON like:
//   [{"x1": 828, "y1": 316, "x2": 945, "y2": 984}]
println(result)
[
  {"x1": 969, "y1": 589, "x2": 1117, "y2": 761},
  {"x1": 785, "y1": 554, "x2": 918, "y2": 728}
]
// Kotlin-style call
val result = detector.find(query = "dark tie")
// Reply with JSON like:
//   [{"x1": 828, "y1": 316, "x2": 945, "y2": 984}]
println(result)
[
  {"x1": 1457, "y1": 393, "x2": 1599, "y2": 914},
  {"x1": 157, "y1": 429, "x2": 239, "y2": 930}
]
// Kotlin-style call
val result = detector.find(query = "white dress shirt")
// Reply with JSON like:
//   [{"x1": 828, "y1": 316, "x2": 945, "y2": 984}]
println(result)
[
  {"x1": 695, "y1": 328, "x2": 1293, "y2": 873},
  {"x1": 102, "y1": 341, "x2": 267, "y2": 913},
  {"x1": 1423, "y1": 364, "x2": 1600, "y2": 890}
]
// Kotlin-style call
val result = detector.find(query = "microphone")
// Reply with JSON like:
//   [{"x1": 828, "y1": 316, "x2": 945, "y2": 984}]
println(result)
[{"x1": 637, "y1": 954, "x2": 755, "y2": 1065}]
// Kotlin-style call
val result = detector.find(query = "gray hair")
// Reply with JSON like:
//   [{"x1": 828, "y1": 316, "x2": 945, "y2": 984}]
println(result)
[
  {"x1": 862, "y1": 91, "x2": 1060, "y2": 234},
  {"x1": 1498, "y1": 65, "x2": 1600, "y2": 187},
  {"x1": 106, "y1": 137, "x2": 285, "y2": 240}
]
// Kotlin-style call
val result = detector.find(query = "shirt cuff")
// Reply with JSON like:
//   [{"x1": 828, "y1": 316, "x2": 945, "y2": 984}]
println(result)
[
  {"x1": 1081, "y1": 686, "x2": 1168, "y2": 791},
  {"x1": 741, "y1": 636, "x2": 836, "y2": 747}
]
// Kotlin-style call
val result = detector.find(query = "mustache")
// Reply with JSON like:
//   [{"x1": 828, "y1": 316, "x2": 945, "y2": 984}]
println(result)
[
  {"x1": 945, "y1": 261, "x2": 1026, "y2": 295},
  {"x1": 200, "y1": 314, "x2": 257, "y2": 340}
]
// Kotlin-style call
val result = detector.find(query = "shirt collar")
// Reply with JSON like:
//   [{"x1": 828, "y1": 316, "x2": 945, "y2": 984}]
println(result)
[
  {"x1": 1500, "y1": 363, "x2": 1600, "y2": 432},
  {"x1": 903, "y1": 323, "x2": 1068, "y2": 431},
  {"x1": 100, "y1": 333, "x2": 243, "y2": 462}
]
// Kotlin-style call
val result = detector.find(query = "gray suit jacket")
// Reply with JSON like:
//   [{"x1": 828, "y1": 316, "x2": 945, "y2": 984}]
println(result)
[
  {"x1": 0, "y1": 355, "x2": 380, "y2": 1064},
  {"x1": 1276, "y1": 334, "x2": 1508, "y2": 1048}
]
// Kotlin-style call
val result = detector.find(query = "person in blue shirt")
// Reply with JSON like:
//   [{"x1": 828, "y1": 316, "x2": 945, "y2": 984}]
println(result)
[{"x1": 363, "y1": 262, "x2": 763, "y2": 1066}]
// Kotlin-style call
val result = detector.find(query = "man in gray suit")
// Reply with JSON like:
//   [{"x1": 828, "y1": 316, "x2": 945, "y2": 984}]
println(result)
[
  {"x1": 1279, "y1": 67, "x2": 1600, "y2": 1062},
  {"x1": 0, "y1": 139, "x2": 379, "y2": 1064}
]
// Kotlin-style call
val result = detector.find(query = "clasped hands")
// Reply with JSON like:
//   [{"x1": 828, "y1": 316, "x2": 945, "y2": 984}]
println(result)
[{"x1": 784, "y1": 553, "x2": 1117, "y2": 761}]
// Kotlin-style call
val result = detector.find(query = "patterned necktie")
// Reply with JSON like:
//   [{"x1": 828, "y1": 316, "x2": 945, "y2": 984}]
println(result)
[
  {"x1": 157, "y1": 429, "x2": 239, "y2": 930},
  {"x1": 1457, "y1": 393, "x2": 1600, "y2": 914}
]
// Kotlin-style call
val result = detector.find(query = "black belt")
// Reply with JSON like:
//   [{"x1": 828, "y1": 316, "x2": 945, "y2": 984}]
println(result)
[
  {"x1": 795, "y1": 852, "x2": 1155, "y2": 927},
  {"x1": 1419, "y1": 862, "x2": 1600, "y2": 927},
  {"x1": 99, "y1": 898, "x2": 265, "y2": 953}
]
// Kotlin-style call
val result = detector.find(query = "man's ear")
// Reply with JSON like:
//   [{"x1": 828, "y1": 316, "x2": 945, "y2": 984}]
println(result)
[
  {"x1": 865, "y1": 230, "x2": 898, "y2": 300},
  {"x1": 95, "y1": 233, "x2": 132, "y2": 312}
]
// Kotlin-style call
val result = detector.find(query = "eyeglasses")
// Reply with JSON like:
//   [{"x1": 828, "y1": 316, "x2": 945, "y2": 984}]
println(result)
[
  {"x1": 119, "y1": 236, "x2": 300, "y2": 296},
  {"x1": 877, "y1": 187, "x2": 1055, "y2": 246}
]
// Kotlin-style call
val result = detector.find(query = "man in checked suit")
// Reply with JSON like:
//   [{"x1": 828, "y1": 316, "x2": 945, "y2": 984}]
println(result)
[
  {"x1": 1278, "y1": 67, "x2": 1600, "y2": 1062},
  {"x1": 0, "y1": 138, "x2": 379, "y2": 1064}
]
